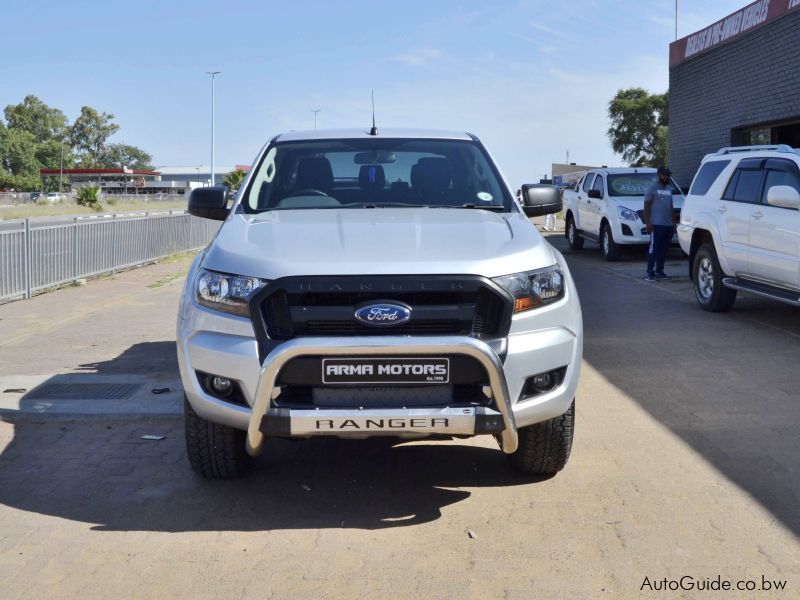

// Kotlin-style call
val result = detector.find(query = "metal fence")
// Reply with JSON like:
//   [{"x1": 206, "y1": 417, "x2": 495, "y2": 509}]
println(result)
[{"x1": 0, "y1": 211, "x2": 217, "y2": 303}]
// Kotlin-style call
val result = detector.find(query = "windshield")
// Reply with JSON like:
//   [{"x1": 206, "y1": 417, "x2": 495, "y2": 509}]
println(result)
[
  {"x1": 607, "y1": 173, "x2": 681, "y2": 197},
  {"x1": 241, "y1": 138, "x2": 513, "y2": 212}
]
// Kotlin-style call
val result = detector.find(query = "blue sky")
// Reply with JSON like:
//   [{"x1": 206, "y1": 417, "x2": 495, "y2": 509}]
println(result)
[{"x1": 1, "y1": 0, "x2": 746, "y2": 186}]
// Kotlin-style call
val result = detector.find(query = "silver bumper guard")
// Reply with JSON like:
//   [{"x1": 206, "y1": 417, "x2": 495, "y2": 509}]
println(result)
[{"x1": 246, "y1": 336, "x2": 519, "y2": 456}]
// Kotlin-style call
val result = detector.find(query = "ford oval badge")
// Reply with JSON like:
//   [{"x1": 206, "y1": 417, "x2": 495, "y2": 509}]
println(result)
[{"x1": 354, "y1": 302, "x2": 412, "y2": 327}]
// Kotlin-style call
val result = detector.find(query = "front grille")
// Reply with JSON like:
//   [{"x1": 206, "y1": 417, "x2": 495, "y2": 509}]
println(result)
[
  {"x1": 256, "y1": 276, "x2": 511, "y2": 341},
  {"x1": 273, "y1": 383, "x2": 490, "y2": 409},
  {"x1": 301, "y1": 320, "x2": 463, "y2": 335}
]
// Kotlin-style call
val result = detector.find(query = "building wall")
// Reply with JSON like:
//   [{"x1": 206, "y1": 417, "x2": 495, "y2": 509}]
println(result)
[{"x1": 668, "y1": 10, "x2": 800, "y2": 187}]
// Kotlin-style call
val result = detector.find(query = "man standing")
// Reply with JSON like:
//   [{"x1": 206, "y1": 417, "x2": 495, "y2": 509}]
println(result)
[{"x1": 643, "y1": 167, "x2": 675, "y2": 281}]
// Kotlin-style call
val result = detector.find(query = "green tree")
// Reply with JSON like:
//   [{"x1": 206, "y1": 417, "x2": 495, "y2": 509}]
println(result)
[
  {"x1": 70, "y1": 106, "x2": 120, "y2": 167},
  {"x1": 0, "y1": 127, "x2": 41, "y2": 190},
  {"x1": 223, "y1": 168, "x2": 246, "y2": 191},
  {"x1": 607, "y1": 88, "x2": 668, "y2": 167},
  {"x1": 102, "y1": 143, "x2": 153, "y2": 170},
  {"x1": 4, "y1": 95, "x2": 69, "y2": 144}
]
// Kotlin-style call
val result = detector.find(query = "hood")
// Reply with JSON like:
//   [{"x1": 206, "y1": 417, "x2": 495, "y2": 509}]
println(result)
[{"x1": 202, "y1": 208, "x2": 556, "y2": 279}]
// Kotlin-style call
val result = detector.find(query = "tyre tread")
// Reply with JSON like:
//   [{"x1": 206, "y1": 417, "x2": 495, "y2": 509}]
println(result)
[
  {"x1": 509, "y1": 401, "x2": 574, "y2": 475},
  {"x1": 184, "y1": 397, "x2": 251, "y2": 479}
]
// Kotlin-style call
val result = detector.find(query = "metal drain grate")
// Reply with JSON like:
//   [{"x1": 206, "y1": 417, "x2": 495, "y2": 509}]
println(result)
[{"x1": 25, "y1": 383, "x2": 143, "y2": 401}]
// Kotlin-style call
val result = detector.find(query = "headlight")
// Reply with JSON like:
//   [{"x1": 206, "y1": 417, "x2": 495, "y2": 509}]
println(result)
[
  {"x1": 492, "y1": 265, "x2": 564, "y2": 313},
  {"x1": 617, "y1": 206, "x2": 639, "y2": 221},
  {"x1": 196, "y1": 268, "x2": 268, "y2": 317}
]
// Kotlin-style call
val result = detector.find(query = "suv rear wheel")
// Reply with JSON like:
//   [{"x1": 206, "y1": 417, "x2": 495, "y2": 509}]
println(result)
[
  {"x1": 185, "y1": 396, "x2": 252, "y2": 479},
  {"x1": 693, "y1": 243, "x2": 736, "y2": 312},
  {"x1": 566, "y1": 216, "x2": 584, "y2": 250},
  {"x1": 508, "y1": 401, "x2": 574, "y2": 476},
  {"x1": 601, "y1": 223, "x2": 621, "y2": 262}
]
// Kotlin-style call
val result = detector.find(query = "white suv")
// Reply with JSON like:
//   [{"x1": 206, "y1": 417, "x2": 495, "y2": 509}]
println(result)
[
  {"x1": 562, "y1": 168, "x2": 684, "y2": 261},
  {"x1": 678, "y1": 145, "x2": 800, "y2": 311}
]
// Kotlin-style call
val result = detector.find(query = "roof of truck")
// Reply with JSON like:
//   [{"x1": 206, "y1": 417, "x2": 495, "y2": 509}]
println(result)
[
  {"x1": 274, "y1": 128, "x2": 474, "y2": 142},
  {"x1": 590, "y1": 167, "x2": 658, "y2": 175}
]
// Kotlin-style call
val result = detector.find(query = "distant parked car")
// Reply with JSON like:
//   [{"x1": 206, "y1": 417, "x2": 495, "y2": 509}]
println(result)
[
  {"x1": 45, "y1": 192, "x2": 66, "y2": 203},
  {"x1": 562, "y1": 168, "x2": 685, "y2": 261},
  {"x1": 30, "y1": 191, "x2": 42, "y2": 202}
]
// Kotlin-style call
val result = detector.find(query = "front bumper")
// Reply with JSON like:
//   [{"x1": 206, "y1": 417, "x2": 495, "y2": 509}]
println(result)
[
  {"x1": 177, "y1": 258, "x2": 582, "y2": 457},
  {"x1": 245, "y1": 336, "x2": 519, "y2": 456}
]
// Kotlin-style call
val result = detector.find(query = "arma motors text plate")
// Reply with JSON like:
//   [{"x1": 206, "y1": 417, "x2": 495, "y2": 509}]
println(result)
[{"x1": 321, "y1": 357, "x2": 450, "y2": 384}]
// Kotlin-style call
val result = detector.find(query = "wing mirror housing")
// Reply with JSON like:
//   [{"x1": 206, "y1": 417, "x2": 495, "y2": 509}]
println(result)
[
  {"x1": 520, "y1": 184, "x2": 562, "y2": 218},
  {"x1": 587, "y1": 189, "x2": 603, "y2": 199},
  {"x1": 188, "y1": 186, "x2": 230, "y2": 220},
  {"x1": 766, "y1": 185, "x2": 800, "y2": 210}
]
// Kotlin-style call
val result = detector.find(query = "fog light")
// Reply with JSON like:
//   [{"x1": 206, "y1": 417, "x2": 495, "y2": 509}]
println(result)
[
  {"x1": 210, "y1": 376, "x2": 232, "y2": 396},
  {"x1": 532, "y1": 373, "x2": 552, "y2": 389}
]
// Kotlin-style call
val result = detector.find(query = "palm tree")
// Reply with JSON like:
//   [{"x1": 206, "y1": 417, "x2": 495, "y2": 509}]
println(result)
[
  {"x1": 74, "y1": 185, "x2": 103, "y2": 211},
  {"x1": 223, "y1": 169, "x2": 246, "y2": 192}
]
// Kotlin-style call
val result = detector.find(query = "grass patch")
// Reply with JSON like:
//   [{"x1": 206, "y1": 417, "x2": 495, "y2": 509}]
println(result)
[
  {"x1": 0, "y1": 198, "x2": 188, "y2": 220},
  {"x1": 147, "y1": 272, "x2": 184, "y2": 289}
]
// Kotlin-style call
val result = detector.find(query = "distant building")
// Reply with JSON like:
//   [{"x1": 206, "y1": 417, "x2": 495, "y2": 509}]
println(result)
[
  {"x1": 39, "y1": 164, "x2": 252, "y2": 195},
  {"x1": 669, "y1": 0, "x2": 800, "y2": 187},
  {"x1": 550, "y1": 162, "x2": 601, "y2": 187},
  {"x1": 156, "y1": 165, "x2": 250, "y2": 187}
]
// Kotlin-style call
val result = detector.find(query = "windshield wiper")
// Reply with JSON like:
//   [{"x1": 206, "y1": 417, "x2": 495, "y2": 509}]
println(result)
[
  {"x1": 438, "y1": 204, "x2": 506, "y2": 211},
  {"x1": 340, "y1": 202, "x2": 428, "y2": 208}
]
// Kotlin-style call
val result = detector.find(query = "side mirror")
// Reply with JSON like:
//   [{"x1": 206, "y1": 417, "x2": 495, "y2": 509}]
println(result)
[
  {"x1": 766, "y1": 185, "x2": 800, "y2": 210},
  {"x1": 587, "y1": 189, "x2": 603, "y2": 200},
  {"x1": 189, "y1": 186, "x2": 230, "y2": 220},
  {"x1": 521, "y1": 184, "x2": 562, "y2": 218}
]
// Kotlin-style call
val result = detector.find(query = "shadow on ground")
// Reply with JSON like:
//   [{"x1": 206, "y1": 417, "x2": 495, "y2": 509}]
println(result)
[
  {"x1": 0, "y1": 419, "x2": 539, "y2": 532},
  {"x1": 551, "y1": 233, "x2": 800, "y2": 536}
]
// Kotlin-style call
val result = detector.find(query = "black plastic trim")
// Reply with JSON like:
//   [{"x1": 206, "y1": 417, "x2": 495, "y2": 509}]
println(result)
[{"x1": 248, "y1": 275, "x2": 515, "y2": 363}]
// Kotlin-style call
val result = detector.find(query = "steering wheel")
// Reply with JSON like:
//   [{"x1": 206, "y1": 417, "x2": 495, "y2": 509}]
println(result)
[{"x1": 285, "y1": 188, "x2": 328, "y2": 198}]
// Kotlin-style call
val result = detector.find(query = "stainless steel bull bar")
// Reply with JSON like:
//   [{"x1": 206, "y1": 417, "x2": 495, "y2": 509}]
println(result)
[{"x1": 246, "y1": 336, "x2": 519, "y2": 456}]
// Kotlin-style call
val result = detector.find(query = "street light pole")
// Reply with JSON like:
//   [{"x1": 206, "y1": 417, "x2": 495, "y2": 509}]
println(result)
[
  {"x1": 206, "y1": 71, "x2": 221, "y2": 186},
  {"x1": 59, "y1": 141, "x2": 64, "y2": 193},
  {"x1": 311, "y1": 109, "x2": 321, "y2": 129}
]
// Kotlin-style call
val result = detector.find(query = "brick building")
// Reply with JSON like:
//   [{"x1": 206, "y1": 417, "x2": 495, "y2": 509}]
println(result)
[{"x1": 668, "y1": 0, "x2": 800, "y2": 187}]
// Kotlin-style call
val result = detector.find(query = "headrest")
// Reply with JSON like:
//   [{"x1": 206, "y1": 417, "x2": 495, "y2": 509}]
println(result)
[
  {"x1": 296, "y1": 157, "x2": 334, "y2": 192},
  {"x1": 414, "y1": 157, "x2": 451, "y2": 195},
  {"x1": 358, "y1": 165, "x2": 385, "y2": 191}
]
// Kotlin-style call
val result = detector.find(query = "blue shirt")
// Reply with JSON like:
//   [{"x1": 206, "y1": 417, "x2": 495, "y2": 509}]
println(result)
[{"x1": 645, "y1": 183, "x2": 674, "y2": 227}]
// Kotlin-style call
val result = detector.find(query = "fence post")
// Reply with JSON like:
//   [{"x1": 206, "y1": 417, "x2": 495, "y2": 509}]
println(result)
[
  {"x1": 24, "y1": 218, "x2": 31, "y2": 299},
  {"x1": 144, "y1": 212, "x2": 150, "y2": 262},
  {"x1": 72, "y1": 217, "x2": 78, "y2": 284},
  {"x1": 111, "y1": 214, "x2": 117, "y2": 276}
]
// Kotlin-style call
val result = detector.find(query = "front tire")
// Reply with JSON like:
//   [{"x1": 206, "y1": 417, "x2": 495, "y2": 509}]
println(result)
[
  {"x1": 693, "y1": 243, "x2": 736, "y2": 312},
  {"x1": 566, "y1": 216, "x2": 584, "y2": 250},
  {"x1": 601, "y1": 223, "x2": 621, "y2": 261},
  {"x1": 184, "y1": 396, "x2": 252, "y2": 479},
  {"x1": 509, "y1": 401, "x2": 574, "y2": 476}
]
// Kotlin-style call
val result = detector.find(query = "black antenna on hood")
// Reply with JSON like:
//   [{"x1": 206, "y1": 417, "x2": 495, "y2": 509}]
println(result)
[{"x1": 369, "y1": 90, "x2": 378, "y2": 135}]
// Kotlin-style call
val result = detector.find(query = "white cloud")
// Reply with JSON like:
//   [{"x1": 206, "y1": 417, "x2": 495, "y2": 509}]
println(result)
[{"x1": 393, "y1": 48, "x2": 442, "y2": 66}]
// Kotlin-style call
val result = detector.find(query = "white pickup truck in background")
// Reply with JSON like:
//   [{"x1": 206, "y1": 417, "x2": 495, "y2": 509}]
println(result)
[{"x1": 562, "y1": 168, "x2": 685, "y2": 261}]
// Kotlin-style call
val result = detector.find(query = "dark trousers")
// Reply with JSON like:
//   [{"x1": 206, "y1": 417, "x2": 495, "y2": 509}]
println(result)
[{"x1": 647, "y1": 225, "x2": 673, "y2": 275}]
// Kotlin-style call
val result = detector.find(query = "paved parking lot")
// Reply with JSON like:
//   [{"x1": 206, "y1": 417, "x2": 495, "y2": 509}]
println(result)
[{"x1": 0, "y1": 235, "x2": 797, "y2": 598}]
